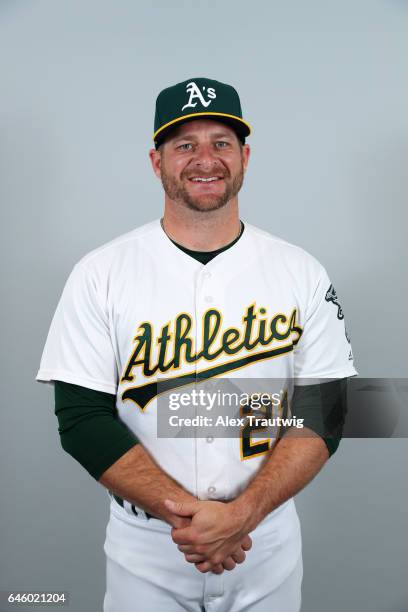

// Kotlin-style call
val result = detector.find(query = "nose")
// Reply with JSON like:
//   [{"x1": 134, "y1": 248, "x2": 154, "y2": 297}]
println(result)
[{"x1": 190, "y1": 142, "x2": 221, "y2": 171}]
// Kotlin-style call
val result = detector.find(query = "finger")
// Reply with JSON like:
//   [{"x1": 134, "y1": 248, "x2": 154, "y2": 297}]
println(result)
[
  {"x1": 177, "y1": 544, "x2": 195, "y2": 554},
  {"x1": 178, "y1": 543, "x2": 209, "y2": 555},
  {"x1": 221, "y1": 557, "x2": 236, "y2": 571},
  {"x1": 195, "y1": 560, "x2": 213, "y2": 573},
  {"x1": 210, "y1": 563, "x2": 224, "y2": 575},
  {"x1": 171, "y1": 527, "x2": 195, "y2": 545},
  {"x1": 164, "y1": 499, "x2": 199, "y2": 517},
  {"x1": 185, "y1": 553, "x2": 206, "y2": 563},
  {"x1": 241, "y1": 535, "x2": 252, "y2": 551},
  {"x1": 171, "y1": 516, "x2": 191, "y2": 529},
  {"x1": 231, "y1": 549, "x2": 246, "y2": 564}
]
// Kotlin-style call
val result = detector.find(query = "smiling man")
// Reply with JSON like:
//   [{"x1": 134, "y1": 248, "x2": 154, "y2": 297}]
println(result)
[
  {"x1": 156, "y1": 120, "x2": 247, "y2": 214},
  {"x1": 37, "y1": 77, "x2": 357, "y2": 611}
]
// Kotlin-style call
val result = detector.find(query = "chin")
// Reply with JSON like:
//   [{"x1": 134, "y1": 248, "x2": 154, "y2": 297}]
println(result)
[{"x1": 185, "y1": 198, "x2": 229, "y2": 212}]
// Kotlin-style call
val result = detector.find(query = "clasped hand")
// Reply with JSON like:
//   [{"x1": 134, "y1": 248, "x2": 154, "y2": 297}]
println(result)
[{"x1": 164, "y1": 499, "x2": 252, "y2": 575}]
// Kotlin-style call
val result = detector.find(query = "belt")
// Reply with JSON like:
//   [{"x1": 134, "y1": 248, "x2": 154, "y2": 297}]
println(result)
[{"x1": 109, "y1": 491, "x2": 155, "y2": 520}]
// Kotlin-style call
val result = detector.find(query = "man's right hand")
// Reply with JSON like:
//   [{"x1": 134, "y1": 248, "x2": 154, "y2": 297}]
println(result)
[
  {"x1": 166, "y1": 503, "x2": 252, "y2": 574},
  {"x1": 184, "y1": 536, "x2": 252, "y2": 574}
]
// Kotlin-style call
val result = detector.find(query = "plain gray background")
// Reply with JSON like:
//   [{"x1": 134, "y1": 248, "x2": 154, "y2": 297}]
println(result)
[{"x1": 1, "y1": 1, "x2": 407, "y2": 611}]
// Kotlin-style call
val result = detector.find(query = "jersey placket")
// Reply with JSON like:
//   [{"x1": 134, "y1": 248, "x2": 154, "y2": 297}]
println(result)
[{"x1": 194, "y1": 264, "x2": 228, "y2": 502}]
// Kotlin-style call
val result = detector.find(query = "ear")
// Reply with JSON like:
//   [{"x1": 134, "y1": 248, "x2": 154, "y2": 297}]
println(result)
[
  {"x1": 149, "y1": 148, "x2": 162, "y2": 179},
  {"x1": 242, "y1": 143, "x2": 250, "y2": 172}
]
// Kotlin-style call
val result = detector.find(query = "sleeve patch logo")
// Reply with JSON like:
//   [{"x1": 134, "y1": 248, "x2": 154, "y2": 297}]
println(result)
[
  {"x1": 325, "y1": 284, "x2": 352, "y2": 345},
  {"x1": 325, "y1": 284, "x2": 344, "y2": 320}
]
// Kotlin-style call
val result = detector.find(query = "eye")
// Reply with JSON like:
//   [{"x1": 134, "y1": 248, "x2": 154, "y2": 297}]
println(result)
[
  {"x1": 177, "y1": 143, "x2": 193, "y2": 151},
  {"x1": 215, "y1": 141, "x2": 229, "y2": 149}
]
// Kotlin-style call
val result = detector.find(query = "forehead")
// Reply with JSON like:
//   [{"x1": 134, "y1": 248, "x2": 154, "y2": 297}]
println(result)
[{"x1": 167, "y1": 119, "x2": 238, "y2": 141}]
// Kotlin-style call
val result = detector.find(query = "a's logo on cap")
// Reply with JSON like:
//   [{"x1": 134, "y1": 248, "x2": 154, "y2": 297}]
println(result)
[{"x1": 181, "y1": 81, "x2": 217, "y2": 111}]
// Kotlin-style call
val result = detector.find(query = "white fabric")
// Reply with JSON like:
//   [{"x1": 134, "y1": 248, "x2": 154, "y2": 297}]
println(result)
[
  {"x1": 104, "y1": 497, "x2": 302, "y2": 612},
  {"x1": 37, "y1": 218, "x2": 358, "y2": 609},
  {"x1": 37, "y1": 219, "x2": 357, "y2": 499}
]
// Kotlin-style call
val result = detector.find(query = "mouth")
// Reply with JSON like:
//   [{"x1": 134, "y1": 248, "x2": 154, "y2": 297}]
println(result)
[{"x1": 187, "y1": 176, "x2": 225, "y2": 184}]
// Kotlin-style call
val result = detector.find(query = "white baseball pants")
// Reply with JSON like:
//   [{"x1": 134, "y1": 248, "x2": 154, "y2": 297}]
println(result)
[{"x1": 103, "y1": 498, "x2": 303, "y2": 612}]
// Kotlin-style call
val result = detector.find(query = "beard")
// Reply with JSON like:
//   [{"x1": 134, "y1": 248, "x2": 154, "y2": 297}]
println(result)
[{"x1": 160, "y1": 160, "x2": 245, "y2": 213}]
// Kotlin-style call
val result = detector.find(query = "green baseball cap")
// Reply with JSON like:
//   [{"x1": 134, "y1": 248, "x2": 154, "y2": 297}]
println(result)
[{"x1": 153, "y1": 77, "x2": 251, "y2": 147}]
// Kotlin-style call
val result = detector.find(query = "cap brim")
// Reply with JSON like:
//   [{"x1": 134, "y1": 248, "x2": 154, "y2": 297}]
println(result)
[{"x1": 153, "y1": 112, "x2": 251, "y2": 146}]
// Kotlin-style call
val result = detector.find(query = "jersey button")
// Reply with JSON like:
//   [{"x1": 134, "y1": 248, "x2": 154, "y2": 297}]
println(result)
[
  {"x1": 208, "y1": 486, "x2": 216, "y2": 494},
  {"x1": 203, "y1": 271, "x2": 211, "y2": 279},
  {"x1": 204, "y1": 295, "x2": 213, "y2": 303},
  {"x1": 206, "y1": 436, "x2": 214, "y2": 443}
]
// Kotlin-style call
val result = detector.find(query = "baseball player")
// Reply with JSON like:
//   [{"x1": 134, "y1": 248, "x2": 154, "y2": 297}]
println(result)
[{"x1": 37, "y1": 77, "x2": 357, "y2": 611}]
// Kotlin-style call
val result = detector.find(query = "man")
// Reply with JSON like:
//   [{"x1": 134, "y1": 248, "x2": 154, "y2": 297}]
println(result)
[{"x1": 37, "y1": 77, "x2": 357, "y2": 611}]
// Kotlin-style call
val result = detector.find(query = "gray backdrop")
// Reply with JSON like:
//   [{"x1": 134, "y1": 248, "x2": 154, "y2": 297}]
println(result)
[{"x1": 1, "y1": 1, "x2": 407, "y2": 611}]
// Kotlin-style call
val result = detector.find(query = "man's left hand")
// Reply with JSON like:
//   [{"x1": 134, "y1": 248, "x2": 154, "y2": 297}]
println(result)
[{"x1": 164, "y1": 498, "x2": 252, "y2": 572}]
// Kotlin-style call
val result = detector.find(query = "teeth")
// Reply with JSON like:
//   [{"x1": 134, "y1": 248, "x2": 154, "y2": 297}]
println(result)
[{"x1": 191, "y1": 177, "x2": 220, "y2": 182}]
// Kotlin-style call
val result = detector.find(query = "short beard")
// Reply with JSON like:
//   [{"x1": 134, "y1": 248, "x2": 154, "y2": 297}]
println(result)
[{"x1": 160, "y1": 158, "x2": 245, "y2": 213}]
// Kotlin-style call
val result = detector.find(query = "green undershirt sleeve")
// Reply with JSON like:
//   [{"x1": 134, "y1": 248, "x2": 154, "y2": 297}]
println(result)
[
  {"x1": 54, "y1": 381, "x2": 139, "y2": 480},
  {"x1": 290, "y1": 378, "x2": 348, "y2": 457},
  {"x1": 53, "y1": 376, "x2": 346, "y2": 485}
]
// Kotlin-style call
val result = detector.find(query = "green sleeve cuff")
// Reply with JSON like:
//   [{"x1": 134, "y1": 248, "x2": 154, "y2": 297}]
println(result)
[
  {"x1": 290, "y1": 378, "x2": 348, "y2": 457},
  {"x1": 323, "y1": 436, "x2": 341, "y2": 456},
  {"x1": 58, "y1": 415, "x2": 138, "y2": 480},
  {"x1": 54, "y1": 381, "x2": 139, "y2": 480}
]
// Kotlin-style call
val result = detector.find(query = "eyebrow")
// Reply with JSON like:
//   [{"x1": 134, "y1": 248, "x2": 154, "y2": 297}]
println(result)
[{"x1": 172, "y1": 131, "x2": 235, "y2": 143}]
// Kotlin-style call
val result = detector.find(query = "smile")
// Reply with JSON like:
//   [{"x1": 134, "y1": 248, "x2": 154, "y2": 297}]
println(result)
[{"x1": 189, "y1": 177, "x2": 223, "y2": 182}]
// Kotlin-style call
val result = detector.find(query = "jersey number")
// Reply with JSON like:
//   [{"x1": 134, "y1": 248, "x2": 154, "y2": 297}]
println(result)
[{"x1": 240, "y1": 391, "x2": 288, "y2": 459}]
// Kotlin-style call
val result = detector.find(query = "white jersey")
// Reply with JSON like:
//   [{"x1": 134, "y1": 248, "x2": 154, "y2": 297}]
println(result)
[{"x1": 37, "y1": 218, "x2": 357, "y2": 502}]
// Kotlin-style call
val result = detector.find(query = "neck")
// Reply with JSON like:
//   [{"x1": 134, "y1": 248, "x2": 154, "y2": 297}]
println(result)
[{"x1": 162, "y1": 199, "x2": 241, "y2": 251}]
